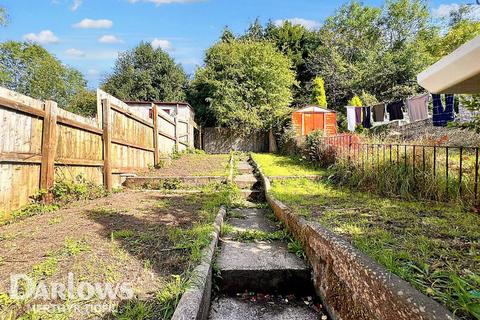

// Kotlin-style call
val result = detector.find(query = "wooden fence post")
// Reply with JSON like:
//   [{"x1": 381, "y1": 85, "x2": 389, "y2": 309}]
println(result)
[
  {"x1": 174, "y1": 116, "x2": 180, "y2": 151},
  {"x1": 152, "y1": 103, "x2": 159, "y2": 166},
  {"x1": 40, "y1": 100, "x2": 58, "y2": 203},
  {"x1": 102, "y1": 98, "x2": 112, "y2": 191}
]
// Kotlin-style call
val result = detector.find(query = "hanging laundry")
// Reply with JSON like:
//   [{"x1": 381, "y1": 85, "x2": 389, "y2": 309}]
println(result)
[
  {"x1": 432, "y1": 94, "x2": 455, "y2": 127},
  {"x1": 346, "y1": 106, "x2": 356, "y2": 132},
  {"x1": 372, "y1": 103, "x2": 385, "y2": 122},
  {"x1": 387, "y1": 100, "x2": 405, "y2": 120},
  {"x1": 362, "y1": 106, "x2": 372, "y2": 128},
  {"x1": 406, "y1": 94, "x2": 429, "y2": 122},
  {"x1": 355, "y1": 107, "x2": 362, "y2": 124}
]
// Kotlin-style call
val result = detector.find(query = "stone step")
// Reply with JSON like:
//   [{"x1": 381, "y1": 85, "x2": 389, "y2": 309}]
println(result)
[
  {"x1": 209, "y1": 296, "x2": 321, "y2": 320},
  {"x1": 237, "y1": 161, "x2": 254, "y2": 174},
  {"x1": 227, "y1": 208, "x2": 276, "y2": 233},
  {"x1": 234, "y1": 174, "x2": 260, "y2": 190},
  {"x1": 239, "y1": 189, "x2": 264, "y2": 202},
  {"x1": 216, "y1": 240, "x2": 312, "y2": 294}
]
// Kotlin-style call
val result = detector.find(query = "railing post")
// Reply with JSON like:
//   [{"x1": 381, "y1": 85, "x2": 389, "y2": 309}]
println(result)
[
  {"x1": 152, "y1": 103, "x2": 159, "y2": 166},
  {"x1": 102, "y1": 98, "x2": 112, "y2": 192},
  {"x1": 40, "y1": 100, "x2": 58, "y2": 203}
]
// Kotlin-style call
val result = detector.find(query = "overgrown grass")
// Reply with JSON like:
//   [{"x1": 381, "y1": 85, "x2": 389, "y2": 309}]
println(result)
[
  {"x1": 329, "y1": 145, "x2": 479, "y2": 208},
  {"x1": 271, "y1": 178, "x2": 480, "y2": 319},
  {"x1": 251, "y1": 153, "x2": 325, "y2": 177}
]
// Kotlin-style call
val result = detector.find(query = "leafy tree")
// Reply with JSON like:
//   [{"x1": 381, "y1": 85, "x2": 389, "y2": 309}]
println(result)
[
  {"x1": 220, "y1": 26, "x2": 235, "y2": 43},
  {"x1": 312, "y1": 77, "x2": 327, "y2": 107},
  {"x1": 349, "y1": 95, "x2": 363, "y2": 107},
  {"x1": 264, "y1": 20, "x2": 321, "y2": 106},
  {"x1": 188, "y1": 40, "x2": 296, "y2": 133},
  {"x1": 0, "y1": 41, "x2": 87, "y2": 109},
  {"x1": 242, "y1": 18, "x2": 265, "y2": 41},
  {"x1": 66, "y1": 89, "x2": 97, "y2": 117},
  {"x1": 102, "y1": 42, "x2": 187, "y2": 102},
  {"x1": 459, "y1": 95, "x2": 480, "y2": 133}
]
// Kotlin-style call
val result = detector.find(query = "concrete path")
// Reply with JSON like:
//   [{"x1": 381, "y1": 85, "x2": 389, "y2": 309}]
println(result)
[{"x1": 209, "y1": 159, "x2": 322, "y2": 319}]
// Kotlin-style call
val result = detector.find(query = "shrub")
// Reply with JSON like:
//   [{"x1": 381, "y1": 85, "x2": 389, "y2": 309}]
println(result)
[
  {"x1": 349, "y1": 95, "x2": 363, "y2": 107},
  {"x1": 305, "y1": 130, "x2": 337, "y2": 167}
]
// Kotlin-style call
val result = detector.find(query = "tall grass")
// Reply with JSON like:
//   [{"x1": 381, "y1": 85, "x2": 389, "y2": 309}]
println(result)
[{"x1": 319, "y1": 138, "x2": 479, "y2": 208}]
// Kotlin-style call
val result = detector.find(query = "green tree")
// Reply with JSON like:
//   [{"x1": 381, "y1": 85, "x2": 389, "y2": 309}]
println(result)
[
  {"x1": 102, "y1": 42, "x2": 187, "y2": 102},
  {"x1": 220, "y1": 26, "x2": 235, "y2": 43},
  {"x1": 349, "y1": 95, "x2": 363, "y2": 107},
  {"x1": 188, "y1": 40, "x2": 296, "y2": 133},
  {"x1": 66, "y1": 89, "x2": 97, "y2": 117},
  {"x1": 0, "y1": 41, "x2": 87, "y2": 109},
  {"x1": 264, "y1": 20, "x2": 320, "y2": 106},
  {"x1": 312, "y1": 77, "x2": 327, "y2": 107}
]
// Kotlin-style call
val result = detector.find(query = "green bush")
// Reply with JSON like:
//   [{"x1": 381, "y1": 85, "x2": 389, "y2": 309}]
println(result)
[{"x1": 305, "y1": 130, "x2": 337, "y2": 167}]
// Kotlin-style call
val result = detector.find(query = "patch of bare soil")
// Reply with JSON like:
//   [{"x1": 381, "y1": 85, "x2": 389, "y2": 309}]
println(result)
[
  {"x1": 0, "y1": 190, "x2": 209, "y2": 319},
  {"x1": 144, "y1": 154, "x2": 229, "y2": 177}
]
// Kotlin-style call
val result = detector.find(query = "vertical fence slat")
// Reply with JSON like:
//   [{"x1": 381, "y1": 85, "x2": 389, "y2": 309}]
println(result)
[
  {"x1": 459, "y1": 147, "x2": 463, "y2": 197},
  {"x1": 475, "y1": 147, "x2": 479, "y2": 202},
  {"x1": 102, "y1": 98, "x2": 112, "y2": 192},
  {"x1": 152, "y1": 103, "x2": 159, "y2": 166},
  {"x1": 40, "y1": 100, "x2": 58, "y2": 203}
]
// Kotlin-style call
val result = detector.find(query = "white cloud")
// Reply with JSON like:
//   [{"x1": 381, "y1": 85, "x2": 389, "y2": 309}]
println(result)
[
  {"x1": 71, "y1": 0, "x2": 82, "y2": 11},
  {"x1": 73, "y1": 19, "x2": 113, "y2": 29},
  {"x1": 98, "y1": 35, "x2": 123, "y2": 43},
  {"x1": 65, "y1": 48, "x2": 86, "y2": 58},
  {"x1": 274, "y1": 18, "x2": 320, "y2": 30},
  {"x1": 129, "y1": 0, "x2": 203, "y2": 5},
  {"x1": 23, "y1": 30, "x2": 59, "y2": 44},
  {"x1": 87, "y1": 69, "x2": 99, "y2": 76},
  {"x1": 432, "y1": 3, "x2": 480, "y2": 20},
  {"x1": 432, "y1": 3, "x2": 461, "y2": 18},
  {"x1": 151, "y1": 38, "x2": 173, "y2": 51}
]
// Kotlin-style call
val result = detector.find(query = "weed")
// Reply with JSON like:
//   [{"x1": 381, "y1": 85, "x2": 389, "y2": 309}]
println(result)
[
  {"x1": 155, "y1": 275, "x2": 190, "y2": 319},
  {"x1": 155, "y1": 199, "x2": 172, "y2": 209},
  {"x1": 113, "y1": 300, "x2": 152, "y2": 320},
  {"x1": 64, "y1": 238, "x2": 90, "y2": 256},
  {"x1": 32, "y1": 254, "x2": 59, "y2": 278},
  {"x1": 287, "y1": 239, "x2": 306, "y2": 259},
  {"x1": 111, "y1": 229, "x2": 136, "y2": 240}
]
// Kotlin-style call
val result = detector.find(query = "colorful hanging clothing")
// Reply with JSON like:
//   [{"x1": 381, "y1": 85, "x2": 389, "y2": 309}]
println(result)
[
  {"x1": 406, "y1": 94, "x2": 429, "y2": 122},
  {"x1": 362, "y1": 106, "x2": 372, "y2": 128},
  {"x1": 432, "y1": 94, "x2": 455, "y2": 127},
  {"x1": 355, "y1": 107, "x2": 362, "y2": 124},
  {"x1": 372, "y1": 103, "x2": 385, "y2": 122},
  {"x1": 346, "y1": 106, "x2": 356, "y2": 132},
  {"x1": 387, "y1": 100, "x2": 405, "y2": 120}
]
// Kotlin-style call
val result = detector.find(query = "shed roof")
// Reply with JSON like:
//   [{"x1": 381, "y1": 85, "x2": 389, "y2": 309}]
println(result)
[
  {"x1": 417, "y1": 36, "x2": 480, "y2": 94},
  {"x1": 294, "y1": 106, "x2": 336, "y2": 113}
]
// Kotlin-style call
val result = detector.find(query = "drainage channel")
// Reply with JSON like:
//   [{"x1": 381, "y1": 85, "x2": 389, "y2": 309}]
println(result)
[{"x1": 208, "y1": 157, "x2": 329, "y2": 320}]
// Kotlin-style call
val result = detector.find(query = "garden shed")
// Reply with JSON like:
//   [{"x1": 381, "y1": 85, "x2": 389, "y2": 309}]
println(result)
[{"x1": 292, "y1": 106, "x2": 337, "y2": 136}]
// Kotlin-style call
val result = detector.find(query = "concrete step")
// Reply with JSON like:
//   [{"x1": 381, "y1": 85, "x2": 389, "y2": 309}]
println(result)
[
  {"x1": 237, "y1": 161, "x2": 254, "y2": 174},
  {"x1": 216, "y1": 240, "x2": 312, "y2": 294},
  {"x1": 227, "y1": 208, "x2": 276, "y2": 233},
  {"x1": 239, "y1": 189, "x2": 264, "y2": 202},
  {"x1": 234, "y1": 174, "x2": 260, "y2": 190},
  {"x1": 209, "y1": 296, "x2": 321, "y2": 320}
]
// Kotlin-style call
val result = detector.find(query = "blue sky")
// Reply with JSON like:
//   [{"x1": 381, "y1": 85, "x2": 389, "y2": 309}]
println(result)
[{"x1": 0, "y1": 0, "x2": 476, "y2": 87}]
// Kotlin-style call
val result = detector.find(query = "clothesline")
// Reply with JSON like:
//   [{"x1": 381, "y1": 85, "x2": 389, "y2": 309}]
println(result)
[{"x1": 345, "y1": 92, "x2": 458, "y2": 132}]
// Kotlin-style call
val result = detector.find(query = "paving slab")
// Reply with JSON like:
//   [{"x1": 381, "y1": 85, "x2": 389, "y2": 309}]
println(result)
[
  {"x1": 228, "y1": 208, "x2": 277, "y2": 233},
  {"x1": 237, "y1": 161, "x2": 254, "y2": 174},
  {"x1": 234, "y1": 174, "x2": 259, "y2": 189},
  {"x1": 209, "y1": 296, "x2": 320, "y2": 320},
  {"x1": 217, "y1": 240, "x2": 312, "y2": 294}
]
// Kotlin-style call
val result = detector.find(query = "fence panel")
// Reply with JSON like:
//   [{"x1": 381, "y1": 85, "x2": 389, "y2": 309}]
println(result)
[{"x1": 0, "y1": 87, "x2": 196, "y2": 216}]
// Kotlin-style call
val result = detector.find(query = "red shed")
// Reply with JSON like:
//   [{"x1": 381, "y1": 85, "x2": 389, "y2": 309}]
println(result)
[{"x1": 292, "y1": 106, "x2": 337, "y2": 136}]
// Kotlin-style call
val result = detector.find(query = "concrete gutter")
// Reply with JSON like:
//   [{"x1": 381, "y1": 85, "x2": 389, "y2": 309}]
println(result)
[
  {"x1": 171, "y1": 205, "x2": 226, "y2": 320},
  {"x1": 250, "y1": 155, "x2": 457, "y2": 320}
]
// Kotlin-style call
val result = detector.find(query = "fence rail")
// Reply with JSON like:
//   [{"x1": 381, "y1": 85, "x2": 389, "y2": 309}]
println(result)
[
  {"x1": 320, "y1": 134, "x2": 480, "y2": 206},
  {"x1": 0, "y1": 87, "x2": 197, "y2": 215}
]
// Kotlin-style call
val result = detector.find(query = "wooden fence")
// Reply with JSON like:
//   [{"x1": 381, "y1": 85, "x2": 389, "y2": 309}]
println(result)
[{"x1": 0, "y1": 87, "x2": 196, "y2": 216}]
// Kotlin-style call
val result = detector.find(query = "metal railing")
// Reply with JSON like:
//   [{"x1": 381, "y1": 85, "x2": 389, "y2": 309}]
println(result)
[{"x1": 319, "y1": 134, "x2": 480, "y2": 205}]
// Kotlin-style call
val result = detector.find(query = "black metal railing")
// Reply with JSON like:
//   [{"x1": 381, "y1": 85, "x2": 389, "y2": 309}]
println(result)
[{"x1": 320, "y1": 134, "x2": 480, "y2": 206}]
